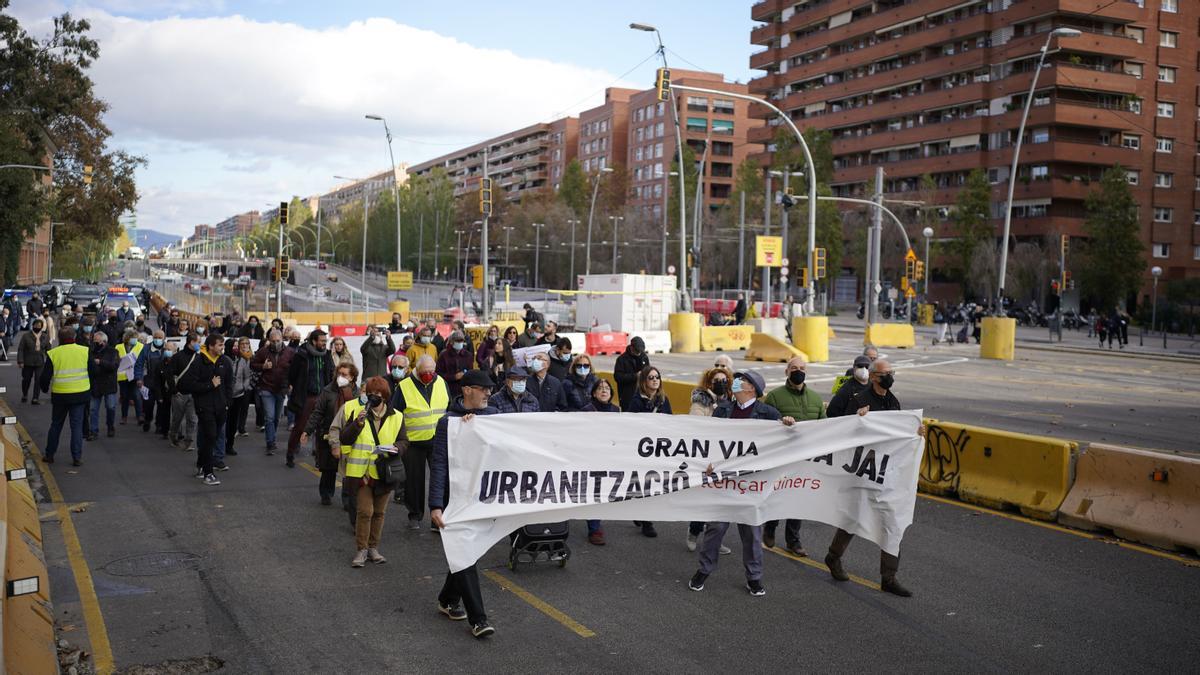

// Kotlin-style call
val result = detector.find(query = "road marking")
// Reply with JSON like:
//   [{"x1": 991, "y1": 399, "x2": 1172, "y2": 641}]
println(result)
[
  {"x1": 764, "y1": 546, "x2": 881, "y2": 590},
  {"x1": 298, "y1": 460, "x2": 341, "y2": 487},
  {"x1": 918, "y1": 493, "x2": 1200, "y2": 568},
  {"x1": 18, "y1": 423, "x2": 117, "y2": 673},
  {"x1": 482, "y1": 569, "x2": 597, "y2": 638}
]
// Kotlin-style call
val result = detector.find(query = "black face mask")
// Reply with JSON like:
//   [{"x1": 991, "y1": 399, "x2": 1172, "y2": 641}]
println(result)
[
  {"x1": 878, "y1": 373, "x2": 894, "y2": 390},
  {"x1": 711, "y1": 380, "x2": 727, "y2": 396},
  {"x1": 788, "y1": 371, "x2": 806, "y2": 386},
  {"x1": 367, "y1": 394, "x2": 384, "y2": 409}
]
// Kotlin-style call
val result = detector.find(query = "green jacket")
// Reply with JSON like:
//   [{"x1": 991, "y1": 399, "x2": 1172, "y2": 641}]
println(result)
[{"x1": 762, "y1": 383, "x2": 827, "y2": 421}]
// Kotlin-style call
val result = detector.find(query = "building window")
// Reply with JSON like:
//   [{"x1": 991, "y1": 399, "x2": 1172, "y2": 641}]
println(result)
[
  {"x1": 712, "y1": 119, "x2": 735, "y2": 135},
  {"x1": 1153, "y1": 207, "x2": 1173, "y2": 223},
  {"x1": 1152, "y1": 242, "x2": 1170, "y2": 258},
  {"x1": 1031, "y1": 165, "x2": 1049, "y2": 180},
  {"x1": 1195, "y1": 211, "x2": 1200, "y2": 225},
  {"x1": 713, "y1": 99, "x2": 735, "y2": 115},
  {"x1": 1155, "y1": 172, "x2": 1174, "y2": 188},
  {"x1": 654, "y1": 163, "x2": 663, "y2": 178},
  {"x1": 1162, "y1": 0, "x2": 1177, "y2": 12},
  {"x1": 653, "y1": 183, "x2": 662, "y2": 198},
  {"x1": 1126, "y1": 26, "x2": 1144, "y2": 43},
  {"x1": 1194, "y1": 245, "x2": 1200, "y2": 260},
  {"x1": 655, "y1": 142, "x2": 663, "y2": 158},
  {"x1": 1127, "y1": 170, "x2": 1140, "y2": 185},
  {"x1": 687, "y1": 96, "x2": 708, "y2": 112},
  {"x1": 656, "y1": 122, "x2": 665, "y2": 138},
  {"x1": 636, "y1": 127, "x2": 644, "y2": 142},
  {"x1": 1122, "y1": 134, "x2": 1140, "y2": 149},
  {"x1": 1156, "y1": 137, "x2": 1174, "y2": 153},
  {"x1": 635, "y1": 147, "x2": 644, "y2": 161},
  {"x1": 1160, "y1": 31, "x2": 1178, "y2": 48},
  {"x1": 686, "y1": 117, "x2": 706, "y2": 132},
  {"x1": 1158, "y1": 66, "x2": 1176, "y2": 82},
  {"x1": 1195, "y1": 176, "x2": 1200, "y2": 190},
  {"x1": 1031, "y1": 127, "x2": 1050, "y2": 143},
  {"x1": 1157, "y1": 101, "x2": 1175, "y2": 118},
  {"x1": 636, "y1": 108, "x2": 644, "y2": 122},
  {"x1": 1125, "y1": 62, "x2": 1144, "y2": 78}
]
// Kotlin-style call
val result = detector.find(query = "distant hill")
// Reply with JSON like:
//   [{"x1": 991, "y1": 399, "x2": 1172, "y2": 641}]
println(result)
[{"x1": 133, "y1": 228, "x2": 183, "y2": 250}]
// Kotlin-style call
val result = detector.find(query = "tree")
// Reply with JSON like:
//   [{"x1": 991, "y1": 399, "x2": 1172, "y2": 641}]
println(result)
[
  {"x1": 732, "y1": 156, "x2": 765, "y2": 219},
  {"x1": 949, "y1": 168, "x2": 993, "y2": 298},
  {"x1": 1079, "y1": 164, "x2": 1144, "y2": 311},
  {"x1": 557, "y1": 159, "x2": 588, "y2": 219}
]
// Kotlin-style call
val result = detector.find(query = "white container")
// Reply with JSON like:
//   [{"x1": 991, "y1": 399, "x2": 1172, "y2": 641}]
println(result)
[{"x1": 575, "y1": 274, "x2": 678, "y2": 333}]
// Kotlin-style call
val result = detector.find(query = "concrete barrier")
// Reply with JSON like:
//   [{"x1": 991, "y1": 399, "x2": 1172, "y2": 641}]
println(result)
[
  {"x1": 920, "y1": 419, "x2": 1076, "y2": 521},
  {"x1": 556, "y1": 332, "x2": 588, "y2": 355},
  {"x1": 596, "y1": 371, "x2": 693, "y2": 414},
  {"x1": 1058, "y1": 444, "x2": 1200, "y2": 552},
  {"x1": 747, "y1": 318, "x2": 787, "y2": 340},
  {"x1": 981, "y1": 316, "x2": 1015, "y2": 360},
  {"x1": 791, "y1": 317, "x2": 829, "y2": 362},
  {"x1": 630, "y1": 330, "x2": 672, "y2": 355},
  {"x1": 746, "y1": 333, "x2": 808, "y2": 363},
  {"x1": 863, "y1": 322, "x2": 915, "y2": 348},
  {"x1": 700, "y1": 325, "x2": 753, "y2": 351},
  {"x1": 668, "y1": 313, "x2": 701, "y2": 353}
]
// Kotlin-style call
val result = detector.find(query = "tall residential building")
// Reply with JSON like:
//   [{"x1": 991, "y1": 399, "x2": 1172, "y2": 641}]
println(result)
[
  {"x1": 578, "y1": 88, "x2": 638, "y2": 175},
  {"x1": 625, "y1": 70, "x2": 760, "y2": 225},
  {"x1": 547, "y1": 116, "x2": 580, "y2": 191},
  {"x1": 749, "y1": 0, "x2": 1199, "y2": 301},
  {"x1": 408, "y1": 123, "x2": 558, "y2": 202},
  {"x1": 317, "y1": 166, "x2": 409, "y2": 224},
  {"x1": 215, "y1": 211, "x2": 259, "y2": 240}
]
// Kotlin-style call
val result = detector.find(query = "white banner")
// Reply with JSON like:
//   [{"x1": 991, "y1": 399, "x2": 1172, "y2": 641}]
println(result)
[{"x1": 440, "y1": 410, "x2": 924, "y2": 572}]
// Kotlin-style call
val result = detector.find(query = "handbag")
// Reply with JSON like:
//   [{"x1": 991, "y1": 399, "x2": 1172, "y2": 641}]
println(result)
[{"x1": 367, "y1": 412, "x2": 405, "y2": 488}]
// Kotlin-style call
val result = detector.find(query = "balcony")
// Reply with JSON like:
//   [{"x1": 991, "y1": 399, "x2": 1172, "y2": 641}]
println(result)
[
  {"x1": 751, "y1": 21, "x2": 779, "y2": 47},
  {"x1": 751, "y1": 0, "x2": 780, "y2": 23},
  {"x1": 831, "y1": 116, "x2": 988, "y2": 156},
  {"x1": 1004, "y1": 0, "x2": 1144, "y2": 25}
]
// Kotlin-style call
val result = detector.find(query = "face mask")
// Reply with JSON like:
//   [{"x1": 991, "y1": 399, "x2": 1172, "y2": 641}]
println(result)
[
  {"x1": 731, "y1": 378, "x2": 745, "y2": 394},
  {"x1": 195, "y1": 326, "x2": 205, "y2": 334},
  {"x1": 529, "y1": 359, "x2": 544, "y2": 373},
  {"x1": 336, "y1": 375, "x2": 351, "y2": 388},
  {"x1": 190, "y1": 343, "x2": 201, "y2": 352},
  {"x1": 575, "y1": 366, "x2": 591, "y2": 376},
  {"x1": 128, "y1": 339, "x2": 138, "y2": 349},
  {"x1": 359, "y1": 393, "x2": 369, "y2": 405},
  {"x1": 878, "y1": 373, "x2": 894, "y2": 390},
  {"x1": 711, "y1": 380, "x2": 727, "y2": 396},
  {"x1": 418, "y1": 372, "x2": 435, "y2": 384},
  {"x1": 392, "y1": 367, "x2": 406, "y2": 379},
  {"x1": 420, "y1": 336, "x2": 432, "y2": 344},
  {"x1": 788, "y1": 371, "x2": 806, "y2": 386},
  {"x1": 559, "y1": 352, "x2": 573, "y2": 361},
  {"x1": 163, "y1": 350, "x2": 175, "y2": 359},
  {"x1": 510, "y1": 380, "x2": 527, "y2": 395},
  {"x1": 94, "y1": 342, "x2": 106, "y2": 350},
  {"x1": 367, "y1": 394, "x2": 384, "y2": 408},
  {"x1": 83, "y1": 325, "x2": 93, "y2": 333},
  {"x1": 853, "y1": 367, "x2": 869, "y2": 382},
  {"x1": 453, "y1": 341, "x2": 466, "y2": 351},
  {"x1": 249, "y1": 321, "x2": 257, "y2": 327}
]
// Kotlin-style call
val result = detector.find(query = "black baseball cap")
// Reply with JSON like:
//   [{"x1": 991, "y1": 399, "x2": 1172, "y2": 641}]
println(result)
[{"x1": 461, "y1": 370, "x2": 494, "y2": 389}]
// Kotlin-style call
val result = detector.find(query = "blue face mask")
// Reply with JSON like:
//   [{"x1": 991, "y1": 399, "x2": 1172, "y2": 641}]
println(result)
[
  {"x1": 359, "y1": 393, "x2": 369, "y2": 405},
  {"x1": 731, "y1": 378, "x2": 745, "y2": 394},
  {"x1": 190, "y1": 343, "x2": 201, "y2": 352},
  {"x1": 510, "y1": 379, "x2": 527, "y2": 395},
  {"x1": 153, "y1": 338, "x2": 164, "y2": 347},
  {"x1": 575, "y1": 366, "x2": 591, "y2": 376},
  {"x1": 83, "y1": 325, "x2": 93, "y2": 333},
  {"x1": 392, "y1": 367, "x2": 406, "y2": 379},
  {"x1": 453, "y1": 341, "x2": 466, "y2": 351}
]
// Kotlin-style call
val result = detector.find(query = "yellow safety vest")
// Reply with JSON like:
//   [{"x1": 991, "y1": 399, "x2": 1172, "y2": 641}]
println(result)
[
  {"x1": 116, "y1": 341, "x2": 144, "y2": 382},
  {"x1": 831, "y1": 374, "x2": 850, "y2": 395},
  {"x1": 397, "y1": 376, "x2": 448, "y2": 442},
  {"x1": 47, "y1": 343, "x2": 91, "y2": 395},
  {"x1": 339, "y1": 399, "x2": 404, "y2": 480}
]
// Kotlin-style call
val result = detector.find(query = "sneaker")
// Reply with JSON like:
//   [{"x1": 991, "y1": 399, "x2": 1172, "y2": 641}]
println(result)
[
  {"x1": 238, "y1": 431, "x2": 249, "y2": 437},
  {"x1": 20, "y1": 396, "x2": 26, "y2": 403},
  {"x1": 471, "y1": 622, "x2": 495, "y2": 639},
  {"x1": 746, "y1": 579, "x2": 766, "y2": 597},
  {"x1": 588, "y1": 531, "x2": 606, "y2": 546},
  {"x1": 194, "y1": 468, "x2": 204, "y2": 479},
  {"x1": 256, "y1": 425, "x2": 265, "y2": 432},
  {"x1": 640, "y1": 522, "x2": 658, "y2": 538},
  {"x1": 351, "y1": 549, "x2": 368, "y2": 568},
  {"x1": 881, "y1": 577, "x2": 913, "y2": 597},
  {"x1": 438, "y1": 602, "x2": 468, "y2": 621},
  {"x1": 31, "y1": 399, "x2": 39, "y2": 405},
  {"x1": 226, "y1": 449, "x2": 239, "y2": 456},
  {"x1": 170, "y1": 437, "x2": 184, "y2": 448},
  {"x1": 214, "y1": 462, "x2": 229, "y2": 472},
  {"x1": 320, "y1": 495, "x2": 332, "y2": 506},
  {"x1": 688, "y1": 571, "x2": 707, "y2": 592},
  {"x1": 825, "y1": 553, "x2": 849, "y2": 582},
  {"x1": 203, "y1": 473, "x2": 221, "y2": 486},
  {"x1": 72, "y1": 459, "x2": 82, "y2": 467},
  {"x1": 408, "y1": 518, "x2": 422, "y2": 531},
  {"x1": 686, "y1": 532, "x2": 698, "y2": 552},
  {"x1": 265, "y1": 445, "x2": 276, "y2": 456},
  {"x1": 719, "y1": 544, "x2": 732, "y2": 555},
  {"x1": 106, "y1": 427, "x2": 115, "y2": 438},
  {"x1": 367, "y1": 548, "x2": 386, "y2": 564}
]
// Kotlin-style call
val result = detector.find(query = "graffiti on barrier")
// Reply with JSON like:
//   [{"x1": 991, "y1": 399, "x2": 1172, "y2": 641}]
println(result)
[{"x1": 921, "y1": 423, "x2": 968, "y2": 490}]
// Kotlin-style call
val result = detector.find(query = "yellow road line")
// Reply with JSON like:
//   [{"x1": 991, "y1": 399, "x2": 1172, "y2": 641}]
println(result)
[
  {"x1": 298, "y1": 460, "x2": 341, "y2": 487},
  {"x1": 764, "y1": 546, "x2": 881, "y2": 590},
  {"x1": 18, "y1": 422, "x2": 116, "y2": 674},
  {"x1": 482, "y1": 569, "x2": 596, "y2": 638},
  {"x1": 918, "y1": 493, "x2": 1200, "y2": 568}
]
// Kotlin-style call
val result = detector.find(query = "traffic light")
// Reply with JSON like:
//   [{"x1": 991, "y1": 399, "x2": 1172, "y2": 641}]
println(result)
[
  {"x1": 914, "y1": 260, "x2": 925, "y2": 281},
  {"x1": 1061, "y1": 234, "x2": 1069, "y2": 257},
  {"x1": 900, "y1": 276, "x2": 910, "y2": 291},
  {"x1": 800, "y1": 266, "x2": 809, "y2": 288},
  {"x1": 277, "y1": 254, "x2": 290, "y2": 281},
  {"x1": 655, "y1": 68, "x2": 671, "y2": 102},
  {"x1": 905, "y1": 256, "x2": 916, "y2": 280},
  {"x1": 812, "y1": 247, "x2": 827, "y2": 280},
  {"x1": 82, "y1": 165, "x2": 93, "y2": 185},
  {"x1": 479, "y1": 178, "x2": 493, "y2": 217},
  {"x1": 279, "y1": 201, "x2": 289, "y2": 225},
  {"x1": 471, "y1": 264, "x2": 484, "y2": 289}
]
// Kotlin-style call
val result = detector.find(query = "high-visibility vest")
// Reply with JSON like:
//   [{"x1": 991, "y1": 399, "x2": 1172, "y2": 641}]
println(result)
[
  {"x1": 339, "y1": 399, "x2": 404, "y2": 480},
  {"x1": 397, "y1": 376, "x2": 448, "y2": 442},
  {"x1": 831, "y1": 374, "x2": 850, "y2": 395},
  {"x1": 116, "y1": 341, "x2": 144, "y2": 382},
  {"x1": 47, "y1": 343, "x2": 91, "y2": 394}
]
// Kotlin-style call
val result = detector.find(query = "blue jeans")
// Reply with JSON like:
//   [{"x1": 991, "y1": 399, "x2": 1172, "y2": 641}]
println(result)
[
  {"x1": 259, "y1": 390, "x2": 285, "y2": 447},
  {"x1": 214, "y1": 418, "x2": 227, "y2": 463},
  {"x1": 46, "y1": 401, "x2": 85, "y2": 460},
  {"x1": 587, "y1": 520, "x2": 602, "y2": 534},
  {"x1": 90, "y1": 393, "x2": 117, "y2": 434}
]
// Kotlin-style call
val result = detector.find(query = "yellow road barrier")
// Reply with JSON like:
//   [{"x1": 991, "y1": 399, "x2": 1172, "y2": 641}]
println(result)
[
  {"x1": 746, "y1": 333, "x2": 807, "y2": 363},
  {"x1": 980, "y1": 316, "x2": 1016, "y2": 360},
  {"x1": 791, "y1": 317, "x2": 829, "y2": 362},
  {"x1": 700, "y1": 325, "x2": 753, "y2": 351},
  {"x1": 668, "y1": 313, "x2": 701, "y2": 353},
  {"x1": 863, "y1": 322, "x2": 915, "y2": 348}
]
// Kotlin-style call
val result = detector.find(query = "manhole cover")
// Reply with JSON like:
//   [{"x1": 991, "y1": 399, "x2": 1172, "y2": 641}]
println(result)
[{"x1": 102, "y1": 552, "x2": 202, "y2": 577}]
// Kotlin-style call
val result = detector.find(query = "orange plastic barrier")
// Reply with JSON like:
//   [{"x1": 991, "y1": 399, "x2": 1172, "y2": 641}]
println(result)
[{"x1": 585, "y1": 331, "x2": 629, "y2": 356}]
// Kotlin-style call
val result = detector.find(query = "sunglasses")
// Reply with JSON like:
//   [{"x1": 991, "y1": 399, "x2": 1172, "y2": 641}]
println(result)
[{"x1": 647, "y1": 375, "x2": 661, "y2": 381}]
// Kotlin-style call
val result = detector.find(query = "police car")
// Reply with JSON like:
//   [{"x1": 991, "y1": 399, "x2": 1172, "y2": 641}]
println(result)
[{"x1": 102, "y1": 289, "x2": 144, "y2": 321}]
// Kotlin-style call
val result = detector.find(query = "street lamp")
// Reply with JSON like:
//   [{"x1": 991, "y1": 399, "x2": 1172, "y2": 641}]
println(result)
[
  {"x1": 662, "y1": 170, "x2": 678, "y2": 275},
  {"x1": 532, "y1": 222, "x2": 545, "y2": 288},
  {"x1": 922, "y1": 226, "x2": 935, "y2": 298},
  {"x1": 1151, "y1": 265, "x2": 1163, "y2": 348},
  {"x1": 585, "y1": 166, "x2": 615, "y2": 275},
  {"x1": 567, "y1": 218, "x2": 580, "y2": 285},
  {"x1": 996, "y1": 26, "x2": 1081, "y2": 314},
  {"x1": 366, "y1": 114, "x2": 403, "y2": 274},
  {"x1": 608, "y1": 216, "x2": 624, "y2": 274},
  {"x1": 769, "y1": 169, "x2": 805, "y2": 304},
  {"x1": 334, "y1": 174, "x2": 370, "y2": 319},
  {"x1": 502, "y1": 226, "x2": 515, "y2": 268}
]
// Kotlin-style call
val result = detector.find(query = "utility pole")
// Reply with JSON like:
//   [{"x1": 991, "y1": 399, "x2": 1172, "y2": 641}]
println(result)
[
  {"x1": 781, "y1": 171, "x2": 790, "y2": 305},
  {"x1": 738, "y1": 191, "x2": 746, "y2": 291},
  {"x1": 763, "y1": 171, "x2": 772, "y2": 311},
  {"x1": 481, "y1": 147, "x2": 490, "y2": 322},
  {"x1": 417, "y1": 212, "x2": 425, "y2": 280},
  {"x1": 315, "y1": 206, "x2": 323, "y2": 269},
  {"x1": 869, "y1": 166, "x2": 884, "y2": 326}
]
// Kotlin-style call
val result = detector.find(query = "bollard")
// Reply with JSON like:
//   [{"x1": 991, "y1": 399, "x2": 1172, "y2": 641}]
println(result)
[
  {"x1": 668, "y1": 313, "x2": 702, "y2": 353},
  {"x1": 980, "y1": 316, "x2": 1016, "y2": 360},
  {"x1": 791, "y1": 316, "x2": 829, "y2": 363}
]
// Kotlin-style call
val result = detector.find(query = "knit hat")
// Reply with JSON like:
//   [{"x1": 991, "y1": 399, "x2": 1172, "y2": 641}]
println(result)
[{"x1": 734, "y1": 370, "x2": 766, "y2": 397}]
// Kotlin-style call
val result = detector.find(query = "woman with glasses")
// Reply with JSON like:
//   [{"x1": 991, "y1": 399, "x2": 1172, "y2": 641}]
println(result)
[
  {"x1": 626, "y1": 365, "x2": 672, "y2": 538},
  {"x1": 561, "y1": 354, "x2": 597, "y2": 411},
  {"x1": 684, "y1": 367, "x2": 734, "y2": 554}
]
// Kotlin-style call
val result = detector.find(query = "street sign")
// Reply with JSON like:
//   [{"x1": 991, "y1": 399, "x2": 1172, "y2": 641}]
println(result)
[
  {"x1": 905, "y1": 248, "x2": 917, "y2": 262},
  {"x1": 779, "y1": 266, "x2": 789, "y2": 278},
  {"x1": 887, "y1": 288, "x2": 899, "y2": 301},
  {"x1": 755, "y1": 236, "x2": 783, "y2": 267},
  {"x1": 873, "y1": 283, "x2": 883, "y2": 294},
  {"x1": 667, "y1": 265, "x2": 676, "y2": 275},
  {"x1": 905, "y1": 286, "x2": 916, "y2": 299},
  {"x1": 781, "y1": 257, "x2": 790, "y2": 267},
  {"x1": 387, "y1": 270, "x2": 413, "y2": 290}
]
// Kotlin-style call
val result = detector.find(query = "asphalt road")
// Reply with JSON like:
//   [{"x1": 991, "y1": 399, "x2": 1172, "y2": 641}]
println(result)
[{"x1": 4, "y1": 351, "x2": 1198, "y2": 672}]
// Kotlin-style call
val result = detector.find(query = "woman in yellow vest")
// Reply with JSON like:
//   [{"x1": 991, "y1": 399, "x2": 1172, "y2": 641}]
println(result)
[
  {"x1": 116, "y1": 328, "x2": 145, "y2": 426},
  {"x1": 335, "y1": 376, "x2": 408, "y2": 568}
]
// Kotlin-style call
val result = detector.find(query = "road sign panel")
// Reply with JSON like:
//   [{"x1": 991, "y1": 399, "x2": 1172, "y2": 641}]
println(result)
[
  {"x1": 755, "y1": 236, "x2": 783, "y2": 268},
  {"x1": 387, "y1": 270, "x2": 413, "y2": 290}
]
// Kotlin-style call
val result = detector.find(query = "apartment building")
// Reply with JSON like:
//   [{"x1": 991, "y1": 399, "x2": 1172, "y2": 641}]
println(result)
[
  {"x1": 625, "y1": 70, "x2": 759, "y2": 225},
  {"x1": 547, "y1": 116, "x2": 580, "y2": 191},
  {"x1": 749, "y1": 0, "x2": 1199, "y2": 299},
  {"x1": 408, "y1": 123, "x2": 558, "y2": 201},
  {"x1": 317, "y1": 166, "x2": 409, "y2": 224},
  {"x1": 577, "y1": 88, "x2": 638, "y2": 175},
  {"x1": 214, "y1": 211, "x2": 259, "y2": 240}
]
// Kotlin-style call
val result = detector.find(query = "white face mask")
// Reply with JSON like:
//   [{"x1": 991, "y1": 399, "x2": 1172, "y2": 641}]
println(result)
[
  {"x1": 336, "y1": 375, "x2": 351, "y2": 388},
  {"x1": 528, "y1": 359, "x2": 544, "y2": 373},
  {"x1": 854, "y1": 367, "x2": 870, "y2": 382}
]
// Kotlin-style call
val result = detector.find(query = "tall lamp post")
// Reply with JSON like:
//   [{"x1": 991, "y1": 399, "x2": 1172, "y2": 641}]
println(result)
[
  {"x1": 996, "y1": 27, "x2": 1080, "y2": 313},
  {"x1": 334, "y1": 174, "x2": 370, "y2": 320},
  {"x1": 365, "y1": 114, "x2": 403, "y2": 274},
  {"x1": 922, "y1": 226, "x2": 934, "y2": 298},
  {"x1": 1151, "y1": 265, "x2": 1163, "y2": 348},
  {"x1": 608, "y1": 215, "x2": 624, "y2": 273},
  {"x1": 567, "y1": 219, "x2": 580, "y2": 285},
  {"x1": 662, "y1": 170, "x2": 678, "y2": 275},
  {"x1": 585, "y1": 166, "x2": 614, "y2": 275},
  {"x1": 501, "y1": 226, "x2": 514, "y2": 269},
  {"x1": 532, "y1": 222, "x2": 545, "y2": 288}
]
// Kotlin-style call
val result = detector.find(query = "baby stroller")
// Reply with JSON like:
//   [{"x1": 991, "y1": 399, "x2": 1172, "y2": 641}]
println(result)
[{"x1": 508, "y1": 522, "x2": 571, "y2": 570}]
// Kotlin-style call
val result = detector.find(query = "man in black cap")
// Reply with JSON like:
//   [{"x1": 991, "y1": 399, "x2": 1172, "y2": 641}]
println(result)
[
  {"x1": 488, "y1": 366, "x2": 539, "y2": 413},
  {"x1": 430, "y1": 369, "x2": 499, "y2": 638},
  {"x1": 828, "y1": 355, "x2": 873, "y2": 417},
  {"x1": 613, "y1": 335, "x2": 649, "y2": 408}
]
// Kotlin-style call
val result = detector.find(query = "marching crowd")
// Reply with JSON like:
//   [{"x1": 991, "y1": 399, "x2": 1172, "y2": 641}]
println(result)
[{"x1": 24, "y1": 299, "x2": 922, "y2": 640}]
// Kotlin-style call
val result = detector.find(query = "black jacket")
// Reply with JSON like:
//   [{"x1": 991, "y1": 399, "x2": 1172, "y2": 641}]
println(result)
[
  {"x1": 178, "y1": 350, "x2": 234, "y2": 415},
  {"x1": 828, "y1": 378, "x2": 869, "y2": 418},
  {"x1": 100, "y1": 319, "x2": 123, "y2": 348},
  {"x1": 88, "y1": 344, "x2": 120, "y2": 396},
  {"x1": 849, "y1": 386, "x2": 901, "y2": 413},
  {"x1": 712, "y1": 398, "x2": 782, "y2": 421},
  {"x1": 286, "y1": 343, "x2": 335, "y2": 413},
  {"x1": 526, "y1": 372, "x2": 565, "y2": 412},
  {"x1": 561, "y1": 372, "x2": 598, "y2": 411},
  {"x1": 625, "y1": 392, "x2": 673, "y2": 414},
  {"x1": 613, "y1": 347, "x2": 649, "y2": 407},
  {"x1": 430, "y1": 398, "x2": 500, "y2": 511}
]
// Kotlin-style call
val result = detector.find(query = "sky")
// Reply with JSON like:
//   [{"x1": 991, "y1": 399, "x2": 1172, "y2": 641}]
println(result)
[{"x1": 11, "y1": 0, "x2": 755, "y2": 237}]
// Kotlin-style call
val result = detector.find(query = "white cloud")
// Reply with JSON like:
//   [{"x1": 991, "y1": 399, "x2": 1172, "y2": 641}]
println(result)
[{"x1": 13, "y1": 6, "x2": 628, "y2": 234}]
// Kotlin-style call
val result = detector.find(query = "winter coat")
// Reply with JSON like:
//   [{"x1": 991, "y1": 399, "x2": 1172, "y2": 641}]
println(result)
[
  {"x1": 561, "y1": 372, "x2": 598, "y2": 411},
  {"x1": 488, "y1": 388, "x2": 541, "y2": 414},
  {"x1": 227, "y1": 354, "x2": 255, "y2": 399},
  {"x1": 626, "y1": 392, "x2": 673, "y2": 415},
  {"x1": 712, "y1": 398, "x2": 781, "y2": 421},
  {"x1": 178, "y1": 350, "x2": 234, "y2": 415},
  {"x1": 17, "y1": 330, "x2": 50, "y2": 368},
  {"x1": 689, "y1": 388, "x2": 722, "y2": 417},
  {"x1": 435, "y1": 345, "x2": 476, "y2": 398},
  {"x1": 305, "y1": 379, "x2": 359, "y2": 471},
  {"x1": 359, "y1": 332, "x2": 396, "y2": 380},
  {"x1": 828, "y1": 378, "x2": 869, "y2": 418},
  {"x1": 239, "y1": 322, "x2": 265, "y2": 341},
  {"x1": 613, "y1": 347, "x2": 650, "y2": 407},
  {"x1": 762, "y1": 383, "x2": 827, "y2": 421},
  {"x1": 286, "y1": 342, "x2": 335, "y2": 413},
  {"x1": 526, "y1": 372, "x2": 565, "y2": 413},
  {"x1": 251, "y1": 342, "x2": 293, "y2": 394},
  {"x1": 88, "y1": 344, "x2": 120, "y2": 396},
  {"x1": 581, "y1": 399, "x2": 620, "y2": 412},
  {"x1": 430, "y1": 398, "x2": 499, "y2": 511},
  {"x1": 134, "y1": 344, "x2": 168, "y2": 393}
]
